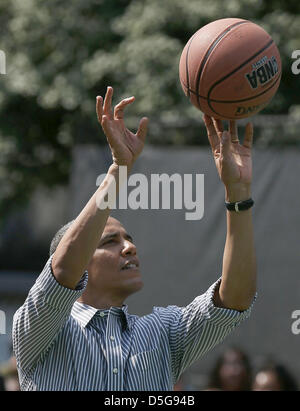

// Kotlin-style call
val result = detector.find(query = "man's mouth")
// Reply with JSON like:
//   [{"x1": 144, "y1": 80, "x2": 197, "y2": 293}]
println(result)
[{"x1": 121, "y1": 261, "x2": 139, "y2": 270}]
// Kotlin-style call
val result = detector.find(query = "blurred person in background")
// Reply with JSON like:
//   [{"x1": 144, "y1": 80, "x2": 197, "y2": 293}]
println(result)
[
  {"x1": 0, "y1": 355, "x2": 20, "y2": 391},
  {"x1": 206, "y1": 346, "x2": 252, "y2": 391},
  {"x1": 252, "y1": 361, "x2": 298, "y2": 391}
]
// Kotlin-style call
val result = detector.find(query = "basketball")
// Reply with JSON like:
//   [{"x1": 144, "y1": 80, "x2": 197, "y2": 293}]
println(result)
[{"x1": 179, "y1": 18, "x2": 281, "y2": 119}]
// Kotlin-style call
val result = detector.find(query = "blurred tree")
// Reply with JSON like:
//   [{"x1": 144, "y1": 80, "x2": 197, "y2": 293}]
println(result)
[
  {"x1": 0, "y1": 0, "x2": 131, "y2": 220},
  {"x1": 0, "y1": 0, "x2": 300, "y2": 220}
]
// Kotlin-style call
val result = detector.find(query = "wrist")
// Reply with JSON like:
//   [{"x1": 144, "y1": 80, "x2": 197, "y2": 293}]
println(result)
[
  {"x1": 107, "y1": 163, "x2": 131, "y2": 192},
  {"x1": 109, "y1": 162, "x2": 119, "y2": 174},
  {"x1": 225, "y1": 183, "x2": 251, "y2": 203},
  {"x1": 110, "y1": 161, "x2": 133, "y2": 175}
]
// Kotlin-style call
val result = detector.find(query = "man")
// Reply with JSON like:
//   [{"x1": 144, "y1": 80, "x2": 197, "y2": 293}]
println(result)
[{"x1": 13, "y1": 87, "x2": 256, "y2": 391}]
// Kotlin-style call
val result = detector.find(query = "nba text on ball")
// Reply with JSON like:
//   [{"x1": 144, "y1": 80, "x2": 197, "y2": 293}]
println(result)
[{"x1": 245, "y1": 55, "x2": 279, "y2": 89}]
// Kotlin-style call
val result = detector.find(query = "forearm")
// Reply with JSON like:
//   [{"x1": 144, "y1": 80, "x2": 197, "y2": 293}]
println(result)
[
  {"x1": 203, "y1": 115, "x2": 256, "y2": 310},
  {"x1": 52, "y1": 163, "x2": 123, "y2": 289},
  {"x1": 216, "y1": 185, "x2": 257, "y2": 311}
]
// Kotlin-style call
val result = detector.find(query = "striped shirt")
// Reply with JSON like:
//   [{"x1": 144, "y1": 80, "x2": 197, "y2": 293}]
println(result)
[{"x1": 13, "y1": 257, "x2": 255, "y2": 391}]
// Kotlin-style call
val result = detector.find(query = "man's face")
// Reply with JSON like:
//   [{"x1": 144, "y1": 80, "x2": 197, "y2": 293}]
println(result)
[{"x1": 86, "y1": 217, "x2": 143, "y2": 299}]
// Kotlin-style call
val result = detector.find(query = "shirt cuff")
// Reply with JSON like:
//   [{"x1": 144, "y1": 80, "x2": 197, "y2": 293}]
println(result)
[
  {"x1": 205, "y1": 278, "x2": 257, "y2": 328},
  {"x1": 35, "y1": 255, "x2": 88, "y2": 310}
]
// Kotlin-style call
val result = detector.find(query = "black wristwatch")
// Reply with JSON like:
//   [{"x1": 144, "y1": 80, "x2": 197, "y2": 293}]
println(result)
[{"x1": 225, "y1": 198, "x2": 254, "y2": 212}]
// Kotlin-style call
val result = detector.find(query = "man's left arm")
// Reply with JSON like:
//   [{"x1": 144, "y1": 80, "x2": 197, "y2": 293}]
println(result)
[
  {"x1": 155, "y1": 117, "x2": 256, "y2": 383},
  {"x1": 204, "y1": 115, "x2": 256, "y2": 311}
]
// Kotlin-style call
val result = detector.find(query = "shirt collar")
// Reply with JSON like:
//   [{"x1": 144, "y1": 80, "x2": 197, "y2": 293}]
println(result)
[{"x1": 71, "y1": 301, "x2": 132, "y2": 330}]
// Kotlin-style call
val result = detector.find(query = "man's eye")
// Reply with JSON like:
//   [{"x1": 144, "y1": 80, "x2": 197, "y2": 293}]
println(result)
[{"x1": 105, "y1": 239, "x2": 115, "y2": 244}]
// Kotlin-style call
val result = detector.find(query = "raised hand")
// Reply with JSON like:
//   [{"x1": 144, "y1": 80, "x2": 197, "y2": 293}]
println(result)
[
  {"x1": 96, "y1": 87, "x2": 148, "y2": 169},
  {"x1": 203, "y1": 115, "x2": 253, "y2": 202}
]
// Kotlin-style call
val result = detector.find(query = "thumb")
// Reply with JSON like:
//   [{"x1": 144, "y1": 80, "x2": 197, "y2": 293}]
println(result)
[{"x1": 220, "y1": 131, "x2": 230, "y2": 156}]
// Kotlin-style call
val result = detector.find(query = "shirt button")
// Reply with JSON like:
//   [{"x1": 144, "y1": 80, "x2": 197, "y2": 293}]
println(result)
[
  {"x1": 100, "y1": 312, "x2": 105, "y2": 317},
  {"x1": 110, "y1": 335, "x2": 115, "y2": 341},
  {"x1": 113, "y1": 368, "x2": 118, "y2": 374}
]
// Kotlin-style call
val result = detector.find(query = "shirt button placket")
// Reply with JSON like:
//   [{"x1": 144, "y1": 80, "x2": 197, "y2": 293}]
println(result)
[{"x1": 107, "y1": 311, "x2": 123, "y2": 390}]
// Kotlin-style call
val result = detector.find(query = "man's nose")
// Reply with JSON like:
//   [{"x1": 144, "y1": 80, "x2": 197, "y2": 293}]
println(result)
[{"x1": 121, "y1": 239, "x2": 137, "y2": 255}]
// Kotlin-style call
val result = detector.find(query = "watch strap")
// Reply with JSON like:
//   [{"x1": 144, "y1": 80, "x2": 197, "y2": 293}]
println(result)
[{"x1": 225, "y1": 198, "x2": 254, "y2": 212}]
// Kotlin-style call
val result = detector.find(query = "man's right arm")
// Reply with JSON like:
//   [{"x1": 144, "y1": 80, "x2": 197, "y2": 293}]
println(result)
[
  {"x1": 51, "y1": 87, "x2": 148, "y2": 289},
  {"x1": 14, "y1": 87, "x2": 148, "y2": 375}
]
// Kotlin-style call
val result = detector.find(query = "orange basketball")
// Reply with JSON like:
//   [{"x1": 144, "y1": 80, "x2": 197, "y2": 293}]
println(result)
[{"x1": 179, "y1": 18, "x2": 281, "y2": 119}]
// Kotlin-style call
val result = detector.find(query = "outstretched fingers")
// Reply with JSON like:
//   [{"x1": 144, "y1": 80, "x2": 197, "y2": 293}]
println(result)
[
  {"x1": 96, "y1": 96, "x2": 103, "y2": 124},
  {"x1": 229, "y1": 120, "x2": 239, "y2": 143},
  {"x1": 212, "y1": 118, "x2": 224, "y2": 137},
  {"x1": 220, "y1": 130, "x2": 231, "y2": 157},
  {"x1": 114, "y1": 96, "x2": 135, "y2": 120},
  {"x1": 103, "y1": 86, "x2": 114, "y2": 119},
  {"x1": 203, "y1": 115, "x2": 220, "y2": 151},
  {"x1": 243, "y1": 122, "x2": 253, "y2": 149}
]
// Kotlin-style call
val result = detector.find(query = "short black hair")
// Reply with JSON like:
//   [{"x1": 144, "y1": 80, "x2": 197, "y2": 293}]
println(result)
[{"x1": 49, "y1": 220, "x2": 75, "y2": 256}]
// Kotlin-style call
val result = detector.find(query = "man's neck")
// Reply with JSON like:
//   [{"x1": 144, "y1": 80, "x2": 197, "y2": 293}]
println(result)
[{"x1": 77, "y1": 294, "x2": 125, "y2": 310}]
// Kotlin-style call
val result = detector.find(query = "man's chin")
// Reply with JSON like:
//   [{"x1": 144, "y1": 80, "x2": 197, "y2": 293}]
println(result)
[{"x1": 125, "y1": 277, "x2": 144, "y2": 294}]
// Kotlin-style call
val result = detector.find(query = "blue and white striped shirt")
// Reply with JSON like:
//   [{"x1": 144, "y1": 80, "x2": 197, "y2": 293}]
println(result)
[{"x1": 13, "y1": 257, "x2": 254, "y2": 391}]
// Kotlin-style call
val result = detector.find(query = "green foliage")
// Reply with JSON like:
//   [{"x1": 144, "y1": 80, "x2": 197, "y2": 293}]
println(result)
[{"x1": 0, "y1": 0, "x2": 299, "y2": 219}]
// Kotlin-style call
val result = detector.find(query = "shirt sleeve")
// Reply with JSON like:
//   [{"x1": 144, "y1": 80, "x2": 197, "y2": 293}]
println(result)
[
  {"x1": 12, "y1": 256, "x2": 88, "y2": 374},
  {"x1": 153, "y1": 278, "x2": 256, "y2": 383}
]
